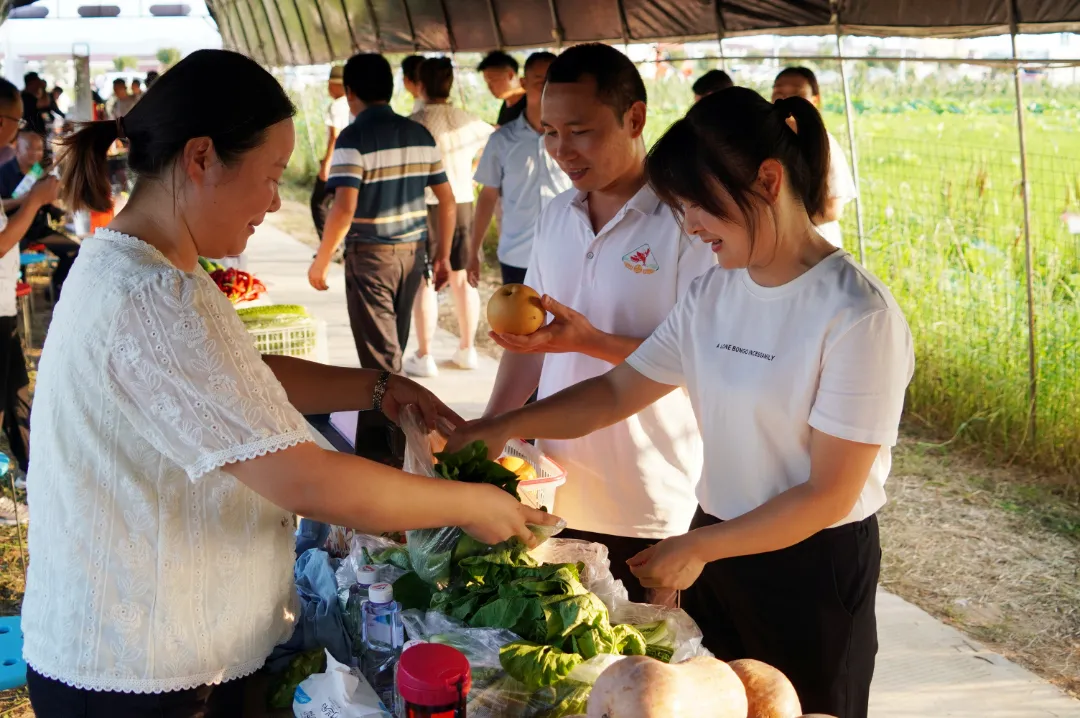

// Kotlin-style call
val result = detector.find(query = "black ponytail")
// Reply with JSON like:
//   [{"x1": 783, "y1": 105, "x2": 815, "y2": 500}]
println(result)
[
  {"x1": 645, "y1": 86, "x2": 830, "y2": 231},
  {"x1": 771, "y1": 95, "x2": 830, "y2": 217},
  {"x1": 58, "y1": 49, "x2": 295, "y2": 213}
]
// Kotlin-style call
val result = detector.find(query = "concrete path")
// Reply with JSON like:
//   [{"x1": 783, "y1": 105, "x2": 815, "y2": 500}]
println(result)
[{"x1": 246, "y1": 221, "x2": 1080, "y2": 718}]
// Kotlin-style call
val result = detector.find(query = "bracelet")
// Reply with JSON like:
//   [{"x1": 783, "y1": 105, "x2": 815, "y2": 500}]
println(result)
[{"x1": 372, "y1": 370, "x2": 391, "y2": 413}]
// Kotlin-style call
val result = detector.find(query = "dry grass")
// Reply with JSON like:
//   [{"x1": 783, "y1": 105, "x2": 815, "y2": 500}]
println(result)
[{"x1": 881, "y1": 435, "x2": 1080, "y2": 697}]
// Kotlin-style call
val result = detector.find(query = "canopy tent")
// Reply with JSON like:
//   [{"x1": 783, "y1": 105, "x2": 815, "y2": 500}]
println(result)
[
  {"x1": 3, "y1": 0, "x2": 1078, "y2": 65},
  {"x1": 192, "y1": 0, "x2": 1079, "y2": 68}
]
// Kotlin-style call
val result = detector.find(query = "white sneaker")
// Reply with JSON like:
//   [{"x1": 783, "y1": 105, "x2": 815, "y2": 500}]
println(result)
[
  {"x1": 452, "y1": 346, "x2": 478, "y2": 370},
  {"x1": 404, "y1": 352, "x2": 438, "y2": 378}
]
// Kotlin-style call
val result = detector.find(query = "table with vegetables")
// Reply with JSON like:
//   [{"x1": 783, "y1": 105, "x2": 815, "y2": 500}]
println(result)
[{"x1": 267, "y1": 407, "x2": 827, "y2": 718}]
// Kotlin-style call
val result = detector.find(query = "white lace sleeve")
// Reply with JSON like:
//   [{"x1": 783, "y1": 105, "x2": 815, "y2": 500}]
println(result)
[{"x1": 106, "y1": 269, "x2": 313, "y2": 481}]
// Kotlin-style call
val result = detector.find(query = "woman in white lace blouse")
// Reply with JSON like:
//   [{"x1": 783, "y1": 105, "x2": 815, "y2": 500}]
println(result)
[{"x1": 21, "y1": 50, "x2": 554, "y2": 717}]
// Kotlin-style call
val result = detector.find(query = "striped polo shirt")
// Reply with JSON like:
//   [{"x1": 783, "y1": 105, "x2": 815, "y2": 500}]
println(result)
[{"x1": 326, "y1": 104, "x2": 449, "y2": 245}]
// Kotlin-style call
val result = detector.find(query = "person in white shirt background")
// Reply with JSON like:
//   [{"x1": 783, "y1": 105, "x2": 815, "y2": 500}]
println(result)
[
  {"x1": 20, "y1": 51, "x2": 553, "y2": 717},
  {"x1": 310, "y1": 64, "x2": 351, "y2": 239},
  {"x1": 450, "y1": 86, "x2": 914, "y2": 718},
  {"x1": 469, "y1": 51, "x2": 567, "y2": 288},
  {"x1": 406, "y1": 58, "x2": 495, "y2": 377},
  {"x1": 0, "y1": 80, "x2": 60, "y2": 474},
  {"x1": 475, "y1": 43, "x2": 713, "y2": 604},
  {"x1": 772, "y1": 66, "x2": 858, "y2": 248}
]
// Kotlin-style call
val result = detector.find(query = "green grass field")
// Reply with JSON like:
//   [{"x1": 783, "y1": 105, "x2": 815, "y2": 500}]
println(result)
[{"x1": 285, "y1": 65, "x2": 1080, "y2": 486}]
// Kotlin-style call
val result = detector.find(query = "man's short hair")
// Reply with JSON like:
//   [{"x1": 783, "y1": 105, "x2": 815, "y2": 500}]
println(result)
[
  {"x1": 477, "y1": 50, "x2": 518, "y2": 75},
  {"x1": 402, "y1": 55, "x2": 425, "y2": 84},
  {"x1": 17, "y1": 130, "x2": 43, "y2": 146},
  {"x1": 692, "y1": 69, "x2": 733, "y2": 97},
  {"x1": 113, "y1": 78, "x2": 126, "y2": 88},
  {"x1": 775, "y1": 66, "x2": 820, "y2": 97},
  {"x1": 23, "y1": 72, "x2": 40, "y2": 89},
  {"x1": 524, "y1": 52, "x2": 557, "y2": 74},
  {"x1": 546, "y1": 43, "x2": 646, "y2": 120},
  {"x1": 419, "y1": 57, "x2": 454, "y2": 101},
  {"x1": 343, "y1": 53, "x2": 394, "y2": 104},
  {"x1": 0, "y1": 79, "x2": 19, "y2": 105}
]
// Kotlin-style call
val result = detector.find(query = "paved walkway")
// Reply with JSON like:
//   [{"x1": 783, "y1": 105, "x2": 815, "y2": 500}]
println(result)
[{"x1": 246, "y1": 221, "x2": 1080, "y2": 718}]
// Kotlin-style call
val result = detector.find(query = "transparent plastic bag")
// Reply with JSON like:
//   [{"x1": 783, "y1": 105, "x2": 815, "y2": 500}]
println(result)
[
  {"x1": 335, "y1": 534, "x2": 411, "y2": 597},
  {"x1": 524, "y1": 654, "x2": 625, "y2": 718},
  {"x1": 533, "y1": 538, "x2": 711, "y2": 662},
  {"x1": 398, "y1": 405, "x2": 564, "y2": 589}
]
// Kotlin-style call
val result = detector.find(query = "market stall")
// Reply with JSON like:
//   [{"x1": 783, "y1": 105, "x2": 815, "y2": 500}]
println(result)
[{"x1": 272, "y1": 407, "x2": 818, "y2": 718}]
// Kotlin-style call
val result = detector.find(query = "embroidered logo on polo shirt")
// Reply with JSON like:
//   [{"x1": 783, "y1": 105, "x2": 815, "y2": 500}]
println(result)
[{"x1": 622, "y1": 244, "x2": 659, "y2": 274}]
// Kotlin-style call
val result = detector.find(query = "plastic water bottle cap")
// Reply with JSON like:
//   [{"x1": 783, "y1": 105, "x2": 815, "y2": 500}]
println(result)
[
  {"x1": 368, "y1": 582, "x2": 394, "y2": 603},
  {"x1": 356, "y1": 565, "x2": 379, "y2": 585}
]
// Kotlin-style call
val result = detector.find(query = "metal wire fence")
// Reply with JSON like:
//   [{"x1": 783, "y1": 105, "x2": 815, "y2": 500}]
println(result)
[{"x1": 283, "y1": 52, "x2": 1080, "y2": 482}]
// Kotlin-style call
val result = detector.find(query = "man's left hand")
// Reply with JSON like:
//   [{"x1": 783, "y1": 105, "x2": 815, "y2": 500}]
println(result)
[
  {"x1": 491, "y1": 295, "x2": 598, "y2": 355},
  {"x1": 628, "y1": 533, "x2": 707, "y2": 591}
]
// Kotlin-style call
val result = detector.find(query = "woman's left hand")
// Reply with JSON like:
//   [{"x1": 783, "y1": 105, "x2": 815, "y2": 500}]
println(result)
[
  {"x1": 380, "y1": 374, "x2": 463, "y2": 431},
  {"x1": 628, "y1": 533, "x2": 707, "y2": 591}
]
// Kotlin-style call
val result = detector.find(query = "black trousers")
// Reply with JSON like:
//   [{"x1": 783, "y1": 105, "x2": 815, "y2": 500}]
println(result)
[
  {"x1": 310, "y1": 177, "x2": 334, "y2": 239},
  {"x1": 27, "y1": 666, "x2": 249, "y2": 717},
  {"x1": 499, "y1": 262, "x2": 527, "y2": 286},
  {"x1": 681, "y1": 508, "x2": 880, "y2": 718},
  {"x1": 344, "y1": 242, "x2": 424, "y2": 467},
  {"x1": 0, "y1": 316, "x2": 29, "y2": 472},
  {"x1": 558, "y1": 528, "x2": 654, "y2": 605}
]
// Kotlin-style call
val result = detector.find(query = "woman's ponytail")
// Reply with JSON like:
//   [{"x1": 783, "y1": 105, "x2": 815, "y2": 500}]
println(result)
[
  {"x1": 57, "y1": 120, "x2": 120, "y2": 213},
  {"x1": 773, "y1": 95, "x2": 830, "y2": 218}
]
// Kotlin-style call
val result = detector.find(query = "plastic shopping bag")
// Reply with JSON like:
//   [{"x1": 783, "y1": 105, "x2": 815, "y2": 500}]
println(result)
[
  {"x1": 399, "y1": 405, "x2": 564, "y2": 589},
  {"x1": 293, "y1": 649, "x2": 391, "y2": 718}
]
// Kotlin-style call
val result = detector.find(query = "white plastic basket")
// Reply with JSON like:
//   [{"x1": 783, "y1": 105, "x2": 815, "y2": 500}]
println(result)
[
  {"x1": 245, "y1": 316, "x2": 328, "y2": 362},
  {"x1": 500, "y1": 439, "x2": 566, "y2": 512}
]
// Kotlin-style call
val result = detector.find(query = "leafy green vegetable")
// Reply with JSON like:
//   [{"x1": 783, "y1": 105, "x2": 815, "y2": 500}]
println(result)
[
  {"x1": 392, "y1": 571, "x2": 434, "y2": 611},
  {"x1": 526, "y1": 678, "x2": 592, "y2": 718},
  {"x1": 635, "y1": 619, "x2": 675, "y2": 662},
  {"x1": 500, "y1": 641, "x2": 584, "y2": 691},
  {"x1": 266, "y1": 649, "x2": 325, "y2": 709},
  {"x1": 433, "y1": 441, "x2": 522, "y2": 496},
  {"x1": 373, "y1": 545, "x2": 412, "y2": 571}
]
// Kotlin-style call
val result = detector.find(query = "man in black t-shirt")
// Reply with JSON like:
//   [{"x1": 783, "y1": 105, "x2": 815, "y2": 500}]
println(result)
[{"x1": 477, "y1": 51, "x2": 525, "y2": 127}]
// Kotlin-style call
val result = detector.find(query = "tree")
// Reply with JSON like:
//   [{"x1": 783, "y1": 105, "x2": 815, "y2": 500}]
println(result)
[
  {"x1": 113, "y1": 56, "x2": 138, "y2": 72},
  {"x1": 156, "y1": 48, "x2": 182, "y2": 69}
]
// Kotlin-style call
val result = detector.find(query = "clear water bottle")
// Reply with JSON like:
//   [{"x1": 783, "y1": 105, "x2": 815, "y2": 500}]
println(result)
[
  {"x1": 344, "y1": 565, "x2": 380, "y2": 647},
  {"x1": 361, "y1": 582, "x2": 404, "y2": 708}
]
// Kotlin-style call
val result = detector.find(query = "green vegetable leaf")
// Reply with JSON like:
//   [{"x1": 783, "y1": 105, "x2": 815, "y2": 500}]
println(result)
[
  {"x1": 392, "y1": 571, "x2": 434, "y2": 611},
  {"x1": 373, "y1": 546, "x2": 412, "y2": 571},
  {"x1": 469, "y1": 596, "x2": 546, "y2": 642},
  {"x1": 634, "y1": 619, "x2": 675, "y2": 662},
  {"x1": 611, "y1": 624, "x2": 647, "y2": 656},
  {"x1": 266, "y1": 649, "x2": 325, "y2": 709},
  {"x1": 500, "y1": 641, "x2": 584, "y2": 691}
]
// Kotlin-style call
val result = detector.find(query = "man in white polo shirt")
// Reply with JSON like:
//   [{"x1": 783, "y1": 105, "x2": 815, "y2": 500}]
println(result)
[{"x1": 483, "y1": 43, "x2": 714, "y2": 603}]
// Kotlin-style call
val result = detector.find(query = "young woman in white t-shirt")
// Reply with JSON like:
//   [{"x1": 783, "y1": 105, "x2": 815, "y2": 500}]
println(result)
[
  {"x1": 448, "y1": 86, "x2": 914, "y2": 718},
  {"x1": 21, "y1": 50, "x2": 553, "y2": 718}
]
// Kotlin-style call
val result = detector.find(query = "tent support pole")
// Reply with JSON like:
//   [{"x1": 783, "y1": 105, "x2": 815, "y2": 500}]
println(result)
[
  {"x1": 547, "y1": 0, "x2": 564, "y2": 48},
  {"x1": 1008, "y1": 0, "x2": 1038, "y2": 443},
  {"x1": 833, "y1": 8, "x2": 865, "y2": 265},
  {"x1": 361, "y1": 0, "x2": 383, "y2": 52},
  {"x1": 713, "y1": 0, "x2": 726, "y2": 70},
  {"x1": 336, "y1": 0, "x2": 358, "y2": 53},
  {"x1": 400, "y1": 0, "x2": 419, "y2": 51},
  {"x1": 437, "y1": 0, "x2": 457, "y2": 52},
  {"x1": 615, "y1": 0, "x2": 630, "y2": 52},
  {"x1": 485, "y1": 0, "x2": 504, "y2": 49}
]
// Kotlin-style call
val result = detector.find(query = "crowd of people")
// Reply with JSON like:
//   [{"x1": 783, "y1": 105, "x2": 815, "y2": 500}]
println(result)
[{"x1": 10, "y1": 42, "x2": 907, "y2": 718}]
